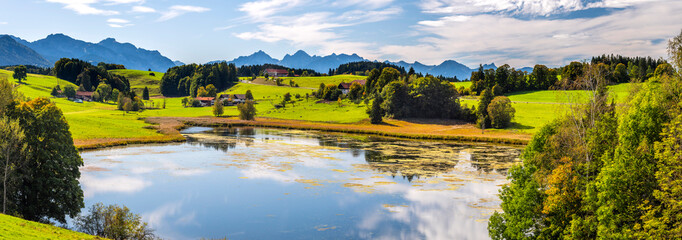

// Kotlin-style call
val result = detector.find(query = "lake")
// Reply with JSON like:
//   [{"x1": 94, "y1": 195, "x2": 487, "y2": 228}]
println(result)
[{"x1": 78, "y1": 127, "x2": 522, "y2": 239}]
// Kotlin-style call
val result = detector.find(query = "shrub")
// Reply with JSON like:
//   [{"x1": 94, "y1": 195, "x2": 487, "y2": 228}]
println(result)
[
  {"x1": 245, "y1": 90, "x2": 254, "y2": 100},
  {"x1": 238, "y1": 101, "x2": 257, "y2": 120},
  {"x1": 51, "y1": 85, "x2": 61, "y2": 96},
  {"x1": 213, "y1": 99, "x2": 224, "y2": 117},
  {"x1": 63, "y1": 85, "x2": 76, "y2": 99},
  {"x1": 75, "y1": 203, "x2": 156, "y2": 240},
  {"x1": 487, "y1": 96, "x2": 515, "y2": 128}
]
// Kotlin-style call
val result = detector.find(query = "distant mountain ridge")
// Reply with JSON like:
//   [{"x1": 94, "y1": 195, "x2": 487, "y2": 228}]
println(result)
[
  {"x1": 0, "y1": 35, "x2": 51, "y2": 67},
  {"x1": 1, "y1": 34, "x2": 177, "y2": 72},
  {"x1": 212, "y1": 50, "x2": 498, "y2": 80}
]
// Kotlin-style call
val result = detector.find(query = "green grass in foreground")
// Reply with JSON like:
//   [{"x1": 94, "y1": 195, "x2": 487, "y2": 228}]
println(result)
[
  {"x1": 109, "y1": 69, "x2": 164, "y2": 96},
  {"x1": 279, "y1": 74, "x2": 367, "y2": 88},
  {"x1": 0, "y1": 214, "x2": 101, "y2": 239}
]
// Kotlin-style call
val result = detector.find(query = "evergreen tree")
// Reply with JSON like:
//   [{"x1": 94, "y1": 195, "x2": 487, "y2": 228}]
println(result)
[{"x1": 142, "y1": 87, "x2": 150, "y2": 100}]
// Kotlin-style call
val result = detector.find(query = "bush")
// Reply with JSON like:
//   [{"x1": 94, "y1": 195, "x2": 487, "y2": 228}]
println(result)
[
  {"x1": 238, "y1": 101, "x2": 257, "y2": 120},
  {"x1": 51, "y1": 85, "x2": 61, "y2": 96},
  {"x1": 213, "y1": 99, "x2": 224, "y2": 117},
  {"x1": 487, "y1": 96, "x2": 515, "y2": 128},
  {"x1": 75, "y1": 203, "x2": 156, "y2": 240},
  {"x1": 63, "y1": 85, "x2": 76, "y2": 99},
  {"x1": 245, "y1": 90, "x2": 254, "y2": 100}
]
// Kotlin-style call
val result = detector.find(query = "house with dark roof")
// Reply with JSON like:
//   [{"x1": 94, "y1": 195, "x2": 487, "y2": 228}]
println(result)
[
  {"x1": 75, "y1": 91, "x2": 94, "y2": 101},
  {"x1": 218, "y1": 94, "x2": 249, "y2": 105},
  {"x1": 337, "y1": 80, "x2": 367, "y2": 95},
  {"x1": 264, "y1": 69, "x2": 289, "y2": 78}
]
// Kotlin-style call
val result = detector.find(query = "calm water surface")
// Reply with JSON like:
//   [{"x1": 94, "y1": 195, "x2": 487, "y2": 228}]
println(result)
[{"x1": 79, "y1": 127, "x2": 521, "y2": 240}]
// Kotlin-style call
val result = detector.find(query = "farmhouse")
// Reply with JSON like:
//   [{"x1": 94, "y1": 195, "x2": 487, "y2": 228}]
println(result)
[
  {"x1": 218, "y1": 94, "x2": 248, "y2": 105},
  {"x1": 264, "y1": 68, "x2": 288, "y2": 78},
  {"x1": 75, "y1": 91, "x2": 94, "y2": 101},
  {"x1": 195, "y1": 97, "x2": 215, "y2": 107},
  {"x1": 338, "y1": 80, "x2": 367, "y2": 95}
]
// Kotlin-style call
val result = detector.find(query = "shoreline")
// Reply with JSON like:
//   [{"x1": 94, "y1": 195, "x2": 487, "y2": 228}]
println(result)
[{"x1": 74, "y1": 116, "x2": 531, "y2": 151}]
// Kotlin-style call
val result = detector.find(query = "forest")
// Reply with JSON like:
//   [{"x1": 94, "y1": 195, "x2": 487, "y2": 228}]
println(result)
[
  {"x1": 53, "y1": 58, "x2": 130, "y2": 92},
  {"x1": 159, "y1": 62, "x2": 238, "y2": 97},
  {"x1": 488, "y1": 30, "x2": 682, "y2": 239}
]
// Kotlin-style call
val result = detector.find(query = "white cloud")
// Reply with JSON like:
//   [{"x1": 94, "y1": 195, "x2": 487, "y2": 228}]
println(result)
[
  {"x1": 381, "y1": 1, "x2": 682, "y2": 67},
  {"x1": 46, "y1": 0, "x2": 120, "y2": 15},
  {"x1": 107, "y1": 18, "x2": 129, "y2": 23},
  {"x1": 333, "y1": 0, "x2": 394, "y2": 9},
  {"x1": 158, "y1": 5, "x2": 210, "y2": 21},
  {"x1": 236, "y1": 0, "x2": 401, "y2": 59},
  {"x1": 131, "y1": 5, "x2": 156, "y2": 13},
  {"x1": 420, "y1": 0, "x2": 586, "y2": 16},
  {"x1": 107, "y1": 18, "x2": 132, "y2": 27},
  {"x1": 0, "y1": 22, "x2": 7, "y2": 25},
  {"x1": 239, "y1": 0, "x2": 304, "y2": 21}
]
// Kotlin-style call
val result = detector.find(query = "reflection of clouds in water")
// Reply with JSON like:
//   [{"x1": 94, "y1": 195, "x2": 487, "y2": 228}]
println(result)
[
  {"x1": 80, "y1": 174, "x2": 151, "y2": 198},
  {"x1": 240, "y1": 165, "x2": 299, "y2": 183},
  {"x1": 356, "y1": 181, "x2": 500, "y2": 240},
  {"x1": 350, "y1": 155, "x2": 505, "y2": 240},
  {"x1": 142, "y1": 200, "x2": 199, "y2": 240}
]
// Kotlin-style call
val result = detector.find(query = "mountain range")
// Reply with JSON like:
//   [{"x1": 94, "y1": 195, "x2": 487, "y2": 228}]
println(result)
[
  {"x1": 0, "y1": 33, "x2": 511, "y2": 78},
  {"x1": 1, "y1": 34, "x2": 177, "y2": 72},
  {"x1": 212, "y1": 50, "x2": 498, "y2": 80}
]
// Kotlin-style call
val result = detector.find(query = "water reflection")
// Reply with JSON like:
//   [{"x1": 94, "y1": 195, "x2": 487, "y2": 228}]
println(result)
[{"x1": 79, "y1": 127, "x2": 521, "y2": 240}]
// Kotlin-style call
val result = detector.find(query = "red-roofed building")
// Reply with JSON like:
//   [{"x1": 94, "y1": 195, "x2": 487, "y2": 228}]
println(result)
[
  {"x1": 195, "y1": 97, "x2": 215, "y2": 107},
  {"x1": 264, "y1": 69, "x2": 289, "y2": 78},
  {"x1": 75, "y1": 91, "x2": 94, "y2": 101}
]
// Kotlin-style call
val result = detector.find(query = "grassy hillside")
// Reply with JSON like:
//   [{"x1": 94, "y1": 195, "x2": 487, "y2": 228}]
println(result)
[
  {"x1": 0, "y1": 214, "x2": 101, "y2": 239},
  {"x1": 6, "y1": 69, "x2": 637, "y2": 140},
  {"x1": 279, "y1": 74, "x2": 367, "y2": 88},
  {"x1": 109, "y1": 69, "x2": 164, "y2": 97}
]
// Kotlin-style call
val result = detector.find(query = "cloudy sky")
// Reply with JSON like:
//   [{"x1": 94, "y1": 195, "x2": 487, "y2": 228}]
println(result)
[{"x1": 0, "y1": 0, "x2": 680, "y2": 68}]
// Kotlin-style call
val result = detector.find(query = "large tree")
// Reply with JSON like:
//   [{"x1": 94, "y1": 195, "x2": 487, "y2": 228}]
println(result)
[
  {"x1": 5, "y1": 98, "x2": 84, "y2": 223},
  {"x1": 0, "y1": 117, "x2": 25, "y2": 214},
  {"x1": 12, "y1": 66, "x2": 27, "y2": 83}
]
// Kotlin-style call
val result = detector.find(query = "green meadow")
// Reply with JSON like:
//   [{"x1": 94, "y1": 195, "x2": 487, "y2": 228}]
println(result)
[
  {"x1": 452, "y1": 81, "x2": 472, "y2": 89},
  {"x1": 4, "y1": 68, "x2": 637, "y2": 139},
  {"x1": 280, "y1": 74, "x2": 367, "y2": 88},
  {"x1": 0, "y1": 214, "x2": 101, "y2": 239},
  {"x1": 109, "y1": 69, "x2": 164, "y2": 96}
]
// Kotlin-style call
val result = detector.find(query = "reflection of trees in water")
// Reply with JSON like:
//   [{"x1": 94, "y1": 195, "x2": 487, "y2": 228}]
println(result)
[
  {"x1": 185, "y1": 136, "x2": 238, "y2": 153},
  {"x1": 362, "y1": 141, "x2": 522, "y2": 181},
  {"x1": 185, "y1": 127, "x2": 521, "y2": 177},
  {"x1": 185, "y1": 128, "x2": 257, "y2": 152}
]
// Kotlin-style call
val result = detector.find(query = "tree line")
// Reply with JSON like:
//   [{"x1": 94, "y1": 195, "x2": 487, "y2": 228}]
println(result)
[
  {"x1": 237, "y1": 64, "x2": 320, "y2": 77},
  {"x1": 159, "y1": 62, "x2": 238, "y2": 97},
  {"x1": 488, "y1": 29, "x2": 682, "y2": 239},
  {"x1": 53, "y1": 58, "x2": 130, "y2": 92},
  {"x1": 331, "y1": 61, "x2": 406, "y2": 76}
]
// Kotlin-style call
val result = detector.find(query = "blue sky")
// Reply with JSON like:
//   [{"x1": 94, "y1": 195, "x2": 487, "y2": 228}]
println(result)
[{"x1": 0, "y1": 0, "x2": 680, "y2": 68}]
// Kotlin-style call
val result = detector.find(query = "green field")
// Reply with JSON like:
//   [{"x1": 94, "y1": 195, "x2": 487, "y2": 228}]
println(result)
[
  {"x1": 0, "y1": 214, "x2": 101, "y2": 239},
  {"x1": 279, "y1": 74, "x2": 367, "y2": 88},
  {"x1": 452, "y1": 81, "x2": 472, "y2": 89},
  {"x1": 6, "y1": 69, "x2": 638, "y2": 139},
  {"x1": 109, "y1": 69, "x2": 164, "y2": 96}
]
